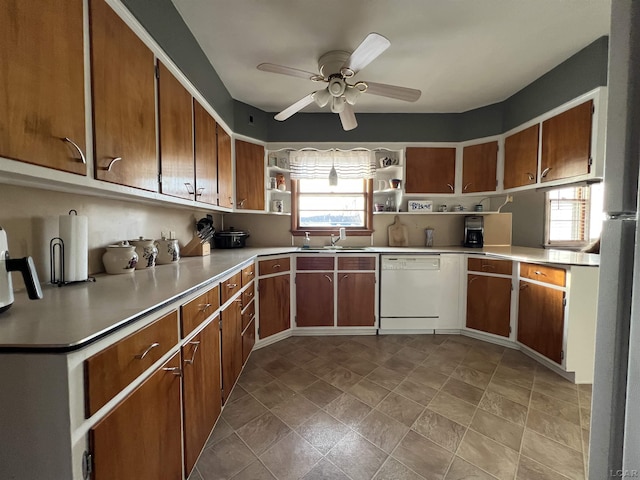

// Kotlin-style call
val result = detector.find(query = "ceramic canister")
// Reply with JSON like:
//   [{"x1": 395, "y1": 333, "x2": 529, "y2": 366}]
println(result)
[
  {"x1": 102, "y1": 241, "x2": 138, "y2": 274},
  {"x1": 129, "y1": 237, "x2": 158, "y2": 269},
  {"x1": 155, "y1": 238, "x2": 180, "y2": 264}
]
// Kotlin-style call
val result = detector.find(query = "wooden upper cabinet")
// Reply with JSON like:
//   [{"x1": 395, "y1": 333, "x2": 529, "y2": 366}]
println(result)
[
  {"x1": 0, "y1": 0, "x2": 86, "y2": 175},
  {"x1": 235, "y1": 140, "x2": 265, "y2": 210},
  {"x1": 405, "y1": 147, "x2": 456, "y2": 194},
  {"x1": 462, "y1": 141, "x2": 498, "y2": 193},
  {"x1": 194, "y1": 100, "x2": 218, "y2": 205},
  {"x1": 217, "y1": 125, "x2": 234, "y2": 208},
  {"x1": 337, "y1": 272, "x2": 376, "y2": 326},
  {"x1": 541, "y1": 100, "x2": 593, "y2": 183},
  {"x1": 89, "y1": 0, "x2": 157, "y2": 191},
  {"x1": 158, "y1": 62, "x2": 195, "y2": 200},
  {"x1": 504, "y1": 124, "x2": 539, "y2": 189}
]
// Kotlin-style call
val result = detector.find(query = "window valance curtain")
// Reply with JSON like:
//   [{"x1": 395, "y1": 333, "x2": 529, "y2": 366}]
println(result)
[{"x1": 289, "y1": 149, "x2": 376, "y2": 179}]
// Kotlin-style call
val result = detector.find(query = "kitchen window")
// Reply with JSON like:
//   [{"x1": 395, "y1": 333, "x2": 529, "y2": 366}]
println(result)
[
  {"x1": 544, "y1": 183, "x2": 603, "y2": 248},
  {"x1": 290, "y1": 150, "x2": 375, "y2": 236}
]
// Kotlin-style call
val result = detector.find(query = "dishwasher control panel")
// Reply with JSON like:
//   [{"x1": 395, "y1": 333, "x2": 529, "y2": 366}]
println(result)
[{"x1": 381, "y1": 255, "x2": 440, "y2": 270}]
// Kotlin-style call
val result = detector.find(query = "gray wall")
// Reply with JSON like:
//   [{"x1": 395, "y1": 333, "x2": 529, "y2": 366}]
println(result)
[
  {"x1": 491, "y1": 191, "x2": 546, "y2": 248},
  {"x1": 119, "y1": 0, "x2": 608, "y2": 143}
]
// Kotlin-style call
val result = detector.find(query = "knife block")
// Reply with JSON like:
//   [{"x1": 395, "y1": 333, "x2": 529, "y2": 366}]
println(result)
[{"x1": 181, "y1": 237, "x2": 211, "y2": 257}]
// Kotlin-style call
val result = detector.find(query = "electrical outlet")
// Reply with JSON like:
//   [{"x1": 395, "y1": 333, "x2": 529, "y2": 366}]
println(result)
[
  {"x1": 507, "y1": 195, "x2": 514, "y2": 203},
  {"x1": 161, "y1": 231, "x2": 168, "y2": 239}
]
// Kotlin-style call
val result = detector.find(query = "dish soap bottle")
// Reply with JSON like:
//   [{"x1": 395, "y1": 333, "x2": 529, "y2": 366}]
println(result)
[{"x1": 302, "y1": 231, "x2": 311, "y2": 249}]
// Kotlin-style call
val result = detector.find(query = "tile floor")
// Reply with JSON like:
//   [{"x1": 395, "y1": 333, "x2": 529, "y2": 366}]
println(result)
[{"x1": 191, "y1": 334, "x2": 592, "y2": 480}]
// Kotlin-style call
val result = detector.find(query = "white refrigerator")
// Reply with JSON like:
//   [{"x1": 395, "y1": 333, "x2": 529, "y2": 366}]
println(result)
[{"x1": 590, "y1": 0, "x2": 640, "y2": 477}]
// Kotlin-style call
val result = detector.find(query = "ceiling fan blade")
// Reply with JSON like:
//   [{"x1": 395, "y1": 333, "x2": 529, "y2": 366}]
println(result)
[
  {"x1": 274, "y1": 93, "x2": 315, "y2": 121},
  {"x1": 363, "y1": 81, "x2": 422, "y2": 102},
  {"x1": 257, "y1": 63, "x2": 322, "y2": 81},
  {"x1": 342, "y1": 33, "x2": 390, "y2": 74},
  {"x1": 339, "y1": 104, "x2": 358, "y2": 131}
]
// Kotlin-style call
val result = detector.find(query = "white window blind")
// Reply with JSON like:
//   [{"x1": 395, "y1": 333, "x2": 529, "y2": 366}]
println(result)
[
  {"x1": 545, "y1": 186, "x2": 591, "y2": 246},
  {"x1": 290, "y1": 149, "x2": 376, "y2": 180}
]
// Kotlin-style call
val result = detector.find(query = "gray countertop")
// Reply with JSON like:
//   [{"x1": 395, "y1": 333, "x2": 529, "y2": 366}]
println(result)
[{"x1": 0, "y1": 246, "x2": 598, "y2": 351}]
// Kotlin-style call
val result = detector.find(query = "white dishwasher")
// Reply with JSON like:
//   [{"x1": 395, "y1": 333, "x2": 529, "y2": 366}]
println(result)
[{"x1": 380, "y1": 254, "x2": 459, "y2": 331}]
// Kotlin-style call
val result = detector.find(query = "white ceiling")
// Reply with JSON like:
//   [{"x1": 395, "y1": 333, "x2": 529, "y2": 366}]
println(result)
[{"x1": 171, "y1": 0, "x2": 611, "y2": 115}]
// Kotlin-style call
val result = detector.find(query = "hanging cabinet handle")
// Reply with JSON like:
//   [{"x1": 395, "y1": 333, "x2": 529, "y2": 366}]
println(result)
[
  {"x1": 135, "y1": 342, "x2": 160, "y2": 360},
  {"x1": 340, "y1": 274, "x2": 349, "y2": 281},
  {"x1": 185, "y1": 183, "x2": 195, "y2": 194},
  {"x1": 163, "y1": 366, "x2": 182, "y2": 377},
  {"x1": 541, "y1": 167, "x2": 552, "y2": 178},
  {"x1": 238, "y1": 199, "x2": 247, "y2": 208},
  {"x1": 526, "y1": 172, "x2": 535, "y2": 181},
  {"x1": 228, "y1": 196, "x2": 234, "y2": 205},
  {"x1": 520, "y1": 284, "x2": 529, "y2": 290},
  {"x1": 463, "y1": 182, "x2": 472, "y2": 191},
  {"x1": 324, "y1": 274, "x2": 333, "y2": 283},
  {"x1": 184, "y1": 341, "x2": 201, "y2": 365},
  {"x1": 468, "y1": 276, "x2": 479, "y2": 285},
  {"x1": 446, "y1": 183, "x2": 454, "y2": 192},
  {"x1": 196, "y1": 187, "x2": 205, "y2": 197},
  {"x1": 106, "y1": 157, "x2": 122, "y2": 171},
  {"x1": 62, "y1": 137, "x2": 86, "y2": 164}
]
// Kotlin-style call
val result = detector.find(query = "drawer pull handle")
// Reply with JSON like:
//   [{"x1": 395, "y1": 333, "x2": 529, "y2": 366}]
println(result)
[
  {"x1": 533, "y1": 271, "x2": 547, "y2": 276},
  {"x1": 163, "y1": 366, "x2": 182, "y2": 377},
  {"x1": 199, "y1": 303, "x2": 212, "y2": 312},
  {"x1": 481, "y1": 264, "x2": 496, "y2": 270},
  {"x1": 272, "y1": 264, "x2": 281, "y2": 269},
  {"x1": 227, "y1": 283, "x2": 238, "y2": 288},
  {"x1": 62, "y1": 137, "x2": 87, "y2": 164},
  {"x1": 468, "y1": 276, "x2": 479, "y2": 285},
  {"x1": 235, "y1": 298, "x2": 243, "y2": 304},
  {"x1": 324, "y1": 274, "x2": 332, "y2": 283},
  {"x1": 135, "y1": 342, "x2": 160, "y2": 360},
  {"x1": 246, "y1": 291, "x2": 254, "y2": 297},
  {"x1": 246, "y1": 271, "x2": 254, "y2": 276},
  {"x1": 184, "y1": 341, "x2": 201, "y2": 365}
]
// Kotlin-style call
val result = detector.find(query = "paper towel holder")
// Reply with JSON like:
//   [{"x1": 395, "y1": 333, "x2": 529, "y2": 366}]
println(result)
[{"x1": 50, "y1": 210, "x2": 96, "y2": 287}]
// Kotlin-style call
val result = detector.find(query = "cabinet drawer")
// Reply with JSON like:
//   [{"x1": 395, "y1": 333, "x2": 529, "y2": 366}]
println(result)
[
  {"x1": 220, "y1": 271, "x2": 242, "y2": 304},
  {"x1": 242, "y1": 263, "x2": 255, "y2": 286},
  {"x1": 297, "y1": 256, "x2": 334, "y2": 270},
  {"x1": 468, "y1": 258, "x2": 513, "y2": 275},
  {"x1": 338, "y1": 257, "x2": 376, "y2": 271},
  {"x1": 242, "y1": 301, "x2": 255, "y2": 332},
  {"x1": 181, "y1": 285, "x2": 220, "y2": 338},
  {"x1": 520, "y1": 263, "x2": 566, "y2": 287},
  {"x1": 242, "y1": 284, "x2": 255, "y2": 308},
  {"x1": 85, "y1": 310, "x2": 179, "y2": 417},
  {"x1": 259, "y1": 257, "x2": 290, "y2": 275}
]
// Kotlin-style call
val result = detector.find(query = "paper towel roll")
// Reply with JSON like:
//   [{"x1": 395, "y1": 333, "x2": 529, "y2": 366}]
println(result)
[{"x1": 59, "y1": 214, "x2": 88, "y2": 282}]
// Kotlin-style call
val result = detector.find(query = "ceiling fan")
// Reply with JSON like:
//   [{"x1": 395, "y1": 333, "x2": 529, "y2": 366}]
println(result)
[{"x1": 257, "y1": 33, "x2": 422, "y2": 131}]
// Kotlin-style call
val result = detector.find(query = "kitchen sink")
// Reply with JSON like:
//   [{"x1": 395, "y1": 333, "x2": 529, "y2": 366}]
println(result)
[{"x1": 299, "y1": 246, "x2": 371, "y2": 252}]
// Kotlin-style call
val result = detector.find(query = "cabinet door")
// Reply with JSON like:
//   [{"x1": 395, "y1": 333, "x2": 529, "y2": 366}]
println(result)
[
  {"x1": 337, "y1": 273, "x2": 376, "y2": 326},
  {"x1": 405, "y1": 147, "x2": 456, "y2": 194},
  {"x1": 217, "y1": 125, "x2": 233, "y2": 208},
  {"x1": 258, "y1": 274, "x2": 291, "y2": 338},
  {"x1": 158, "y1": 62, "x2": 194, "y2": 200},
  {"x1": 182, "y1": 318, "x2": 222, "y2": 476},
  {"x1": 296, "y1": 273, "x2": 334, "y2": 327},
  {"x1": 235, "y1": 140, "x2": 265, "y2": 210},
  {"x1": 89, "y1": 0, "x2": 157, "y2": 191},
  {"x1": 242, "y1": 318, "x2": 256, "y2": 365},
  {"x1": 0, "y1": 0, "x2": 86, "y2": 174},
  {"x1": 194, "y1": 100, "x2": 218, "y2": 205},
  {"x1": 541, "y1": 100, "x2": 593, "y2": 182},
  {"x1": 90, "y1": 354, "x2": 182, "y2": 480},
  {"x1": 462, "y1": 141, "x2": 498, "y2": 193},
  {"x1": 466, "y1": 275, "x2": 511, "y2": 337},
  {"x1": 517, "y1": 281, "x2": 565, "y2": 363},
  {"x1": 221, "y1": 300, "x2": 242, "y2": 403},
  {"x1": 504, "y1": 124, "x2": 539, "y2": 189}
]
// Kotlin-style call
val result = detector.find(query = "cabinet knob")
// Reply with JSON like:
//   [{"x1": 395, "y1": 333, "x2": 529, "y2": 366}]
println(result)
[{"x1": 62, "y1": 137, "x2": 86, "y2": 164}]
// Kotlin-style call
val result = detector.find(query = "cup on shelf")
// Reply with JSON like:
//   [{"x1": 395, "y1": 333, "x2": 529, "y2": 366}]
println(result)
[
  {"x1": 269, "y1": 177, "x2": 277, "y2": 189},
  {"x1": 438, "y1": 204, "x2": 448, "y2": 212},
  {"x1": 374, "y1": 203, "x2": 385, "y2": 212},
  {"x1": 390, "y1": 179, "x2": 401, "y2": 189},
  {"x1": 271, "y1": 199, "x2": 284, "y2": 213}
]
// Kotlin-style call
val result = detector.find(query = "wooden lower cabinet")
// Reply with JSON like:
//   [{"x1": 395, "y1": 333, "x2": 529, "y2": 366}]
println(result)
[
  {"x1": 242, "y1": 318, "x2": 256, "y2": 365},
  {"x1": 221, "y1": 299, "x2": 242, "y2": 403},
  {"x1": 182, "y1": 318, "x2": 222, "y2": 476},
  {"x1": 90, "y1": 353, "x2": 182, "y2": 480},
  {"x1": 337, "y1": 273, "x2": 376, "y2": 326},
  {"x1": 295, "y1": 272, "x2": 334, "y2": 327},
  {"x1": 517, "y1": 280, "x2": 565, "y2": 363},
  {"x1": 466, "y1": 275, "x2": 511, "y2": 337},
  {"x1": 258, "y1": 274, "x2": 291, "y2": 338}
]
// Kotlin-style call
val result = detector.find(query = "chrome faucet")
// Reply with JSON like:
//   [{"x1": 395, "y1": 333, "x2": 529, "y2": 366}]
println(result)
[{"x1": 330, "y1": 227, "x2": 346, "y2": 246}]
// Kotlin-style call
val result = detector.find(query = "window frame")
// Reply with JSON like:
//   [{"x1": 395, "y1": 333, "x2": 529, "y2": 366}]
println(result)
[
  {"x1": 544, "y1": 185, "x2": 592, "y2": 249},
  {"x1": 290, "y1": 178, "x2": 374, "y2": 236}
]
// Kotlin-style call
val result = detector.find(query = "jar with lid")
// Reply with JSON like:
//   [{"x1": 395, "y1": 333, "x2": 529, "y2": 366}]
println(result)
[
  {"x1": 102, "y1": 241, "x2": 138, "y2": 274},
  {"x1": 129, "y1": 237, "x2": 158, "y2": 269}
]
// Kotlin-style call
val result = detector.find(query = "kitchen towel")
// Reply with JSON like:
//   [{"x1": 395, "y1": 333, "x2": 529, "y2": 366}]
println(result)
[{"x1": 59, "y1": 212, "x2": 88, "y2": 282}]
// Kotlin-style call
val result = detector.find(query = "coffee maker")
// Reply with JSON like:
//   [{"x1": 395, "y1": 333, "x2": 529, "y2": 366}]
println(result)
[
  {"x1": 1, "y1": 226, "x2": 43, "y2": 313},
  {"x1": 463, "y1": 216, "x2": 484, "y2": 248}
]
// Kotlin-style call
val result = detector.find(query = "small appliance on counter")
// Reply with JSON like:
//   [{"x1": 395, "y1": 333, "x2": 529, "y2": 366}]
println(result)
[
  {"x1": 463, "y1": 216, "x2": 484, "y2": 248},
  {"x1": 213, "y1": 227, "x2": 250, "y2": 249},
  {"x1": 1, "y1": 226, "x2": 43, "y2": 313}
]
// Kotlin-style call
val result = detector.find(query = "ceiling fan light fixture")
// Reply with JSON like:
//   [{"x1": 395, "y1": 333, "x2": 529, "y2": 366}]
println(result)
[
  {"x1": 330, "y1": 96, "x2": 346, "y2": 113},
  {"x1": 328, "y1": 77, "x2": 346, "y2": 97},
  {"x1": 344, "y1": 86, "x2": 361, "y2": 105},
  {"x1": 314, "y1": 88, "x2": 331, "y2": 107}
]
